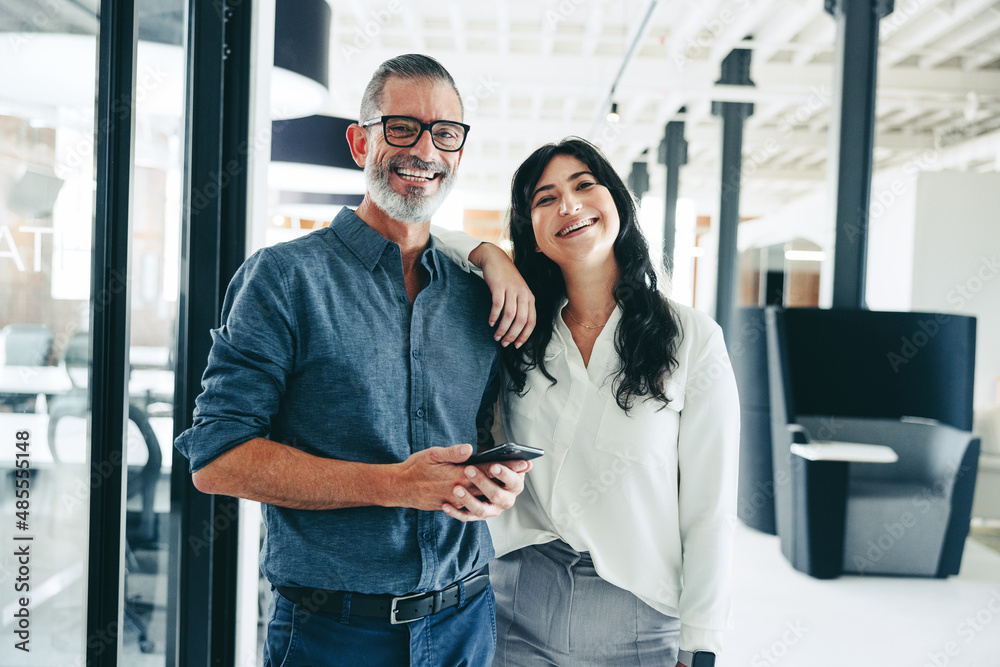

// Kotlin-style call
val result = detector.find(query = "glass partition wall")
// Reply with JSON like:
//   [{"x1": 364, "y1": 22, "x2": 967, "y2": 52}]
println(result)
[
  {"x1": 0, "y1": 1, "x2": 250, "y2": 665},
  {"x1": 0, "y1": 9, "x2": 103, "y2": 665}
]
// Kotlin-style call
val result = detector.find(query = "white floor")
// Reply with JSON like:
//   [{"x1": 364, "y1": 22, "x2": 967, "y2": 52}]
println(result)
[{"x1": 727, "y1": 522, "x2": 1000, "y2": 667}]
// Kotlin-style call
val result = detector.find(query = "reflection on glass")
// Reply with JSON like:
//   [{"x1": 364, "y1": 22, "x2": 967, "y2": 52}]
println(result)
[
  {"x1": 0, "y1": 8, "x2": 100, "y2": 665},
  {"x1": 1, "y1": 2, "x2": 187, "y2": 663},
  {"x1": 738, "y1": 239, "x2": 822, "y2": 308},
  {"x1": 120, "y1": 13, "x2": 187, "y2": 667}
]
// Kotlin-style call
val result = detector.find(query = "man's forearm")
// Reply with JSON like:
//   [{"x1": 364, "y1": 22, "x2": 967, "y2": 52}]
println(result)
[{"x1": 191, "y1": 437, "x2": 398, "y2": 510}]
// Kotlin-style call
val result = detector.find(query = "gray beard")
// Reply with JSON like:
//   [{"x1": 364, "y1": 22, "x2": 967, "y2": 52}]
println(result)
[{"x1": 365, "y1": 155, "x2": 456, "y2": 224}]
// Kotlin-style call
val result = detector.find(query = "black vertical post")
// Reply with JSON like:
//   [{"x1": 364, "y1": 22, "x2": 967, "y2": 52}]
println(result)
[
  {"x1": 627, "y1": 160, "x2": 649, "y2": 199},
  {"x1": 657, "y1": 119, "x2": 688, "y2": 270},
  {"x1": 711, "y1": 49, "x2": 754, "y2": 343},
  {"x1": 168, "y1": 1, "x2": 253, "y2": 666},
  {"x1": 88, "y1": 0, "x2": 138, "y2": 664},
  {"x1": 826, "y1": 0, "x2": 893, "y2": 309}
]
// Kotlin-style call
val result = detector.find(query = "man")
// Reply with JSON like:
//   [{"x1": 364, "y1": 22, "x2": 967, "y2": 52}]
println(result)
[{"x1": 175, "y1": 54, "x2": 532, "y2": 666}]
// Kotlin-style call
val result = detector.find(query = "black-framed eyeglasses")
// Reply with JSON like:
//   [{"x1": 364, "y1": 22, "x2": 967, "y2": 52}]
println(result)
[{"x1": 360, "y1": 115, "x2": 470, "y2": 152}]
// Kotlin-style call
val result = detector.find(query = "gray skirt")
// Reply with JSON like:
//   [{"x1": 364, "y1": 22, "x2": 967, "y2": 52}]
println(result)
[{"x1": 491, "y1": 540, "x2": 681, "y2": 667}]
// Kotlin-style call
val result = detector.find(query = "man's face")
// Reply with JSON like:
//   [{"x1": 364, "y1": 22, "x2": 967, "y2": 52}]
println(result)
[{"x1": 360, "y1": 77, "x2": 464, "y2": 223}]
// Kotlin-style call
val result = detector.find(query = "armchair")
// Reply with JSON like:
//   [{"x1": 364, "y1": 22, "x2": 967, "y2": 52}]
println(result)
[{"x1": 765, "y1": 307, "x2": 979, "y2": 579}]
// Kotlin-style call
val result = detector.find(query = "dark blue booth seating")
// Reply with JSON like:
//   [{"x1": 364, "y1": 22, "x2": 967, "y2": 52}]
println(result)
[{"x1": 763, "y1": 307, "x2": 979, "y2": 579}]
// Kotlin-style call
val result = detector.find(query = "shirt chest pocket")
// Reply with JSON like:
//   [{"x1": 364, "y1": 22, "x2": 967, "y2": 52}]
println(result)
[
  {"x1": 505, "y1": 368, "x2": 553, "y2": 420},
  {"x1": 594, "y1": 382, "x2": 685, "y2": 470}
]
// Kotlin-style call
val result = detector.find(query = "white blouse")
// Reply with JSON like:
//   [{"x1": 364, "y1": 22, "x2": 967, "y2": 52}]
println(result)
[{"x1": 432, "y1": 229, "x2": 741, "y2": 654}]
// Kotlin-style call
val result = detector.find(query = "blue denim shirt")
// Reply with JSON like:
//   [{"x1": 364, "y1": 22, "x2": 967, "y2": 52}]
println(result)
[{"x1": 174, "y1": 207, "x2": 499, "y2": 595}]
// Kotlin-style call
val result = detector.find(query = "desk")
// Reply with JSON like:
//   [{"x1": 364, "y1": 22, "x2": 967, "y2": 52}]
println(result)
[
  {"x1": 790, "y1": 442, "x2": 899, "y2": 463},
  {"x1": 129, "y1": 370, "x2": 174, "y2": 402},
  {"x1": 0, "y1": 366, "x2": 73, "y2": 395}
]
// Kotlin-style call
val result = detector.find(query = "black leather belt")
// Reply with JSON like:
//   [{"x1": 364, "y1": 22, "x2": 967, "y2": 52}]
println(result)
[{"x1": 276, "y1": 566, "x2": 490, "y2": 624}]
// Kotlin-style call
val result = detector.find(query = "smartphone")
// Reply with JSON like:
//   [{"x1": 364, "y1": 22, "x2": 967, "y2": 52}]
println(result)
[{"x1": 465, "y1": 442, "x2": 544, "y2": 464}]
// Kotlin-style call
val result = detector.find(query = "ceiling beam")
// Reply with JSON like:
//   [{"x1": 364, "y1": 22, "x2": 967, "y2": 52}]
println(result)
[
  {"x1": 328, "y1": 51, "x2": 1000, "y2": 101},
  {"x1": 460, "y1": 116, "x2": 936, "y2": 152},
  {"x1": 881, "y1": 0, "x2": 998, "y2": 67},
  {"x1": 918, "y1": 12, "x2": 1000, "y2": 69},
  {"x1": 449, "y1": 2, "x2": 466, "y2": 54},
  {"x1": 496, "y1": 3, "x2": 509, "y2": 56},
  {"x1": 751, "y1": 1, "x2": 821, "y2": 64}
]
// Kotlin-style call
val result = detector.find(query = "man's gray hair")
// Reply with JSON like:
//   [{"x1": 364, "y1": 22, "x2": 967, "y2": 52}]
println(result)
[{"x1": 359, "y1": 54, "x2": 463, "y2": 123}]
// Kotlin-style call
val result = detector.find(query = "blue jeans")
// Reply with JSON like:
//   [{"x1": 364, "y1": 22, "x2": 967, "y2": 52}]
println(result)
[{"x1": 263, "y1": 583, "x2": 497, "y2": 667}]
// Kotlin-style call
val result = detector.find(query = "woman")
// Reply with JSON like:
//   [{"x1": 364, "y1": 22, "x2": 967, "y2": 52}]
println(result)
[{"x1": 439, "y1": 138, "x2": 739, "y2": 667}]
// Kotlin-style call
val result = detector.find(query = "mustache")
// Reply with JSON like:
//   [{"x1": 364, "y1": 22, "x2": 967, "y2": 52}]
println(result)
[{"x1": 385, "y1": 154, "x2": 450, "y2": 177}]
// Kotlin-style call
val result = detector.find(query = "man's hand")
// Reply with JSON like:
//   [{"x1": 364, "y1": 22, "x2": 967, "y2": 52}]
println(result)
[
  {"x1": 390, "y1": 444, "x2": 483, "y2": 511},
  {"x1": 469, "y1": 242, "x2": 536, "y2": 348},
  {"x1": 442, "y1": 458, "x2": 530, "y2": 522}
]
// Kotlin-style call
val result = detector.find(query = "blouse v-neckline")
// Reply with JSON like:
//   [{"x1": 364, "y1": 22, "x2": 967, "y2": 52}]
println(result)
[{"x1": 555, "y1": 301, "x2": 619, "y2": 379}]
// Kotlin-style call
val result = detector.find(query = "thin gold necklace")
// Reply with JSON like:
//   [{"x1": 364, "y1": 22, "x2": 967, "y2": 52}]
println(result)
[{"x1": 566, "y1": 308, "x2": 606, "y2": 329}]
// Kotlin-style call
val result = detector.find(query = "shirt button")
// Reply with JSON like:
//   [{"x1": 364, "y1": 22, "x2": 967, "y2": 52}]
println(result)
[
  {"x1": 412, "y1": 350, "x2": 419, "y2": 359},
  {"x1": 416, "y1": 408, "x2": 425, "y2": 418},
  {"x1": 422, "y1": 532, "x2": 432, "y2": 541}
]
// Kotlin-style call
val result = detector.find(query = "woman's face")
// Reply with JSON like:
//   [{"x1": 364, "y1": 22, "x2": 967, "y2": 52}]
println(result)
[{"x1": 528, "y1": 154, "x2": 620, "y2": 272}]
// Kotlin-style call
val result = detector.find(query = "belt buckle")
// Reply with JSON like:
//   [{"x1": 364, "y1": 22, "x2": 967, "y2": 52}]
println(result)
[{"x1": 389, "y1": 590, "x2": 426, "y2": 625}]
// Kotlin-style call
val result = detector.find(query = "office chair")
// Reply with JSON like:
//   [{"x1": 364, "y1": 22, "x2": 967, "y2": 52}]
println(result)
[
  {"x1": 0, "y1": 323, "x2": 53, "y2": 365},
  {"x1": 765, "y1": 307, "x2": 980, "y2": 579},
  {"x1": 46, "y1": 332, "x2": 161, "y2": 651},
  {"x1": 0, "y1": 323, "x2": 55, "y2": 412}
]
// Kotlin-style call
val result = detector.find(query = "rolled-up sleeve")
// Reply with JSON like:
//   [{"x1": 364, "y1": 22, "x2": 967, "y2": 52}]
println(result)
[
  {"x1": 430, "y1": 226, "x2": 485, "y2": 276},
  {"x1": 676, "y1": 326, "x2": 741, "y2": 652},
  {"x1": 174, "y1": 247, "x2": 296, "y2": 472}
]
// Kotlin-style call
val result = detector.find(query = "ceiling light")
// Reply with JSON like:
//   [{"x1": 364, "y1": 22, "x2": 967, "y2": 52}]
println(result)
[
  {"x1": 606, "y1": 102, "x2": 620, "y2": 124},
  {"x1": 785, "y1": 250, "x2": 826, "y2": 261}
]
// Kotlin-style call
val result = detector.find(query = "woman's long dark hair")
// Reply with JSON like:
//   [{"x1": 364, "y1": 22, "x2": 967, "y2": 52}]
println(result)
[{"x1": 502, "y1": 137, "x2": 682, "y2": 412}]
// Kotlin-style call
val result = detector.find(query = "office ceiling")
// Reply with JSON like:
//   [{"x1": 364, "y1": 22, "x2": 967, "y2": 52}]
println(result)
[{"x1": 321, "y1": 0, "x2": 1000, "y2": 214}]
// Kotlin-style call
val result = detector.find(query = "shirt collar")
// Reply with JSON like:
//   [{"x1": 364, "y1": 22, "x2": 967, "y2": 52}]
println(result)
[
  {"x1": 421, "y1": 236, "x2": 441, "y2": 280},
  {"x1": 330, "y1": 207, "x2": 391, "y2": 271},
  {"x1": 330, "y1": 207, "x2": 440, "y2": 279}
]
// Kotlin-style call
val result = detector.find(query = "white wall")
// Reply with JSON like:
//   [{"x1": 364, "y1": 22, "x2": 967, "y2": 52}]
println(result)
[
  {"x1": 864, "y1": 164, "x2": 919, "y2": 311},
  {"x1": 909, "y1": 171, "x2": 1000, "y2": 408}
]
